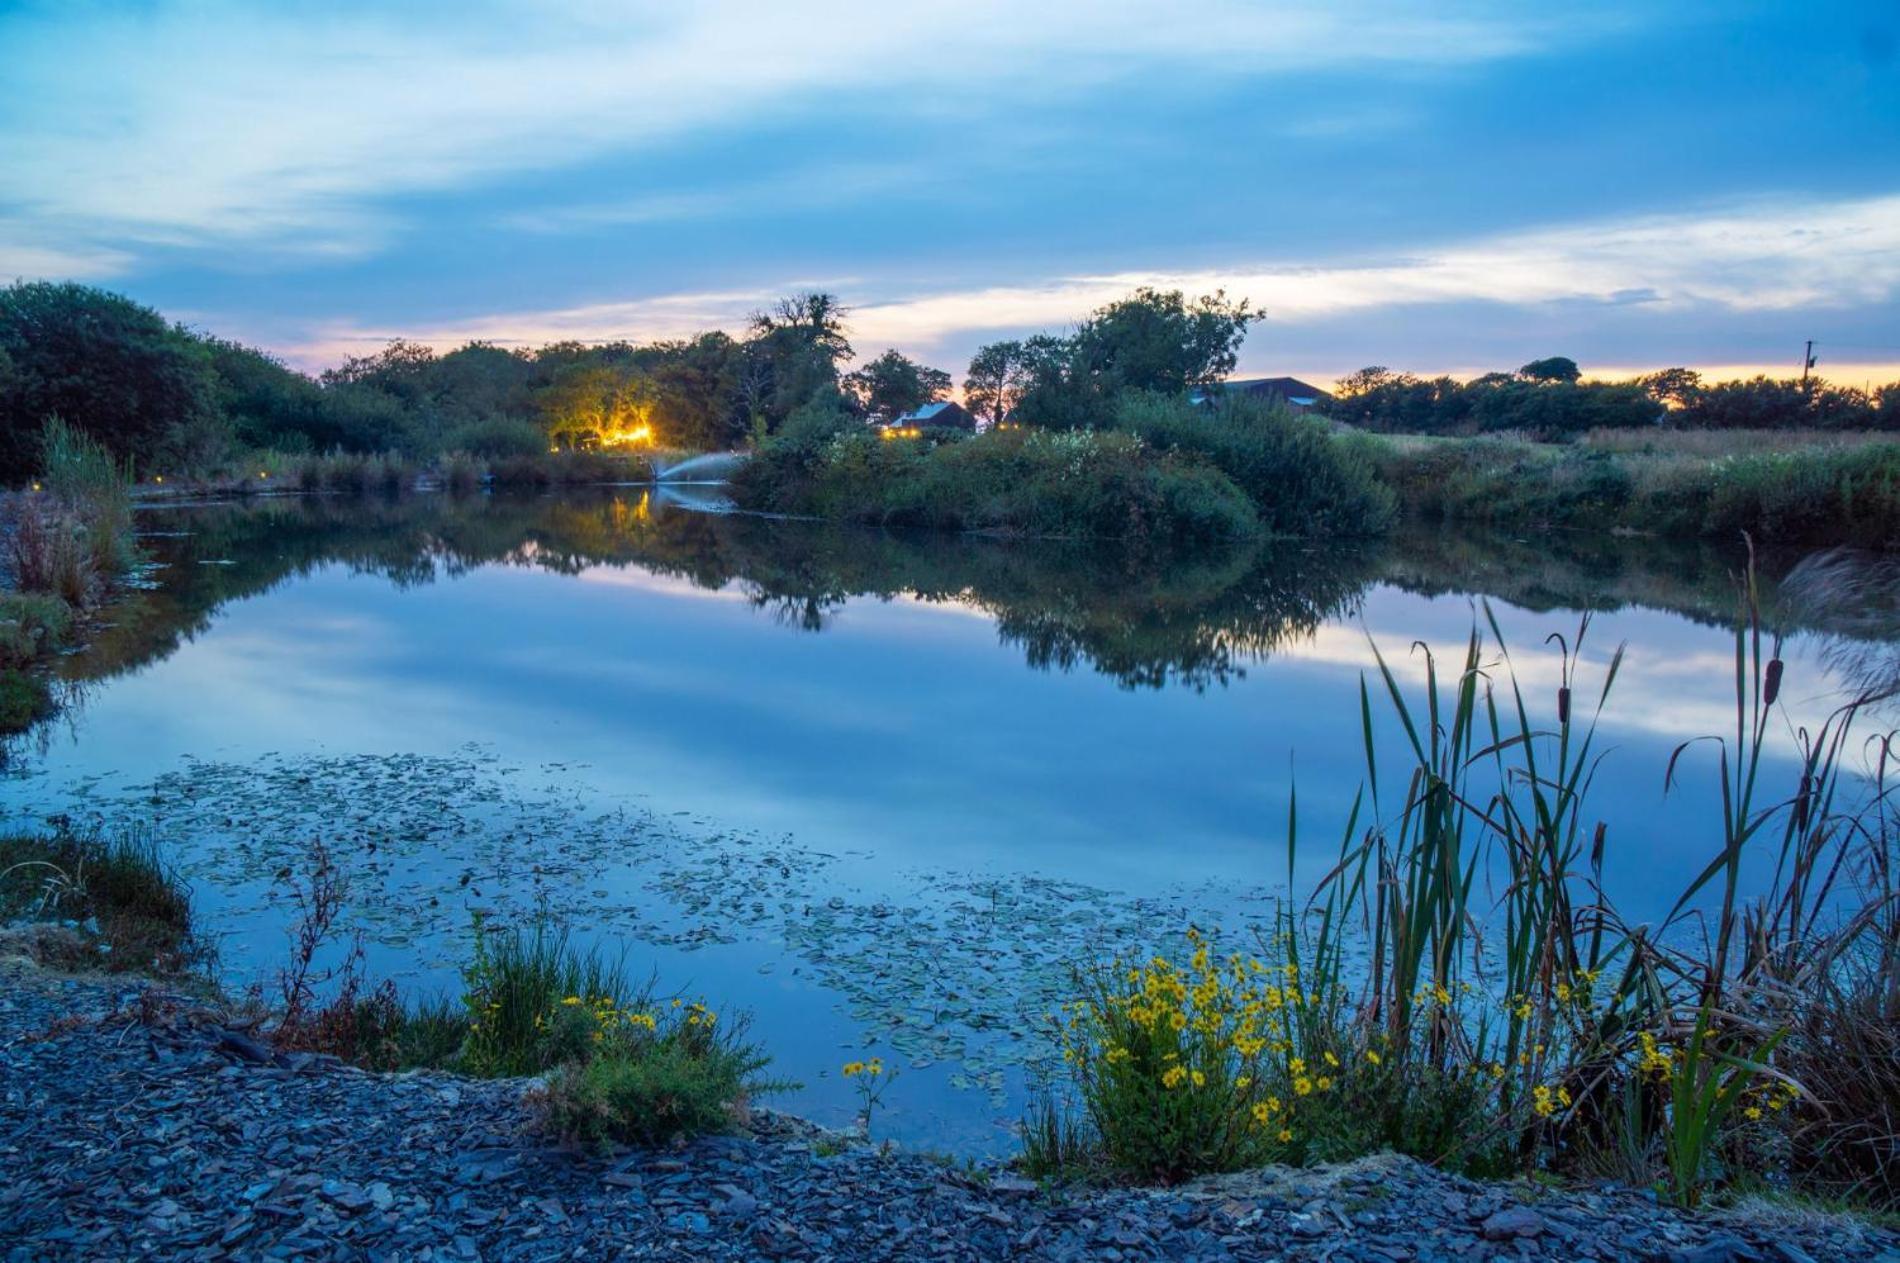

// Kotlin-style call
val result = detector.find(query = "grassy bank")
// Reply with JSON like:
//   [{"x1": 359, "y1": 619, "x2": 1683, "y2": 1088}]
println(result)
[
  {"x1": 1370, "y1": 431, "x2": 1900, "y2": 548},
  {"x1": 731, "y1": 395, "x2": 1392, "y2": 543},
  {"x1": 0, "y1": 828, "x2": 786, "y2": 1150}
]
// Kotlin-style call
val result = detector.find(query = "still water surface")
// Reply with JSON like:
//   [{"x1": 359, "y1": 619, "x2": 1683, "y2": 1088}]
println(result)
[{"x1": 3, "y1": 489, "x2": 1893, "y2": 1152}]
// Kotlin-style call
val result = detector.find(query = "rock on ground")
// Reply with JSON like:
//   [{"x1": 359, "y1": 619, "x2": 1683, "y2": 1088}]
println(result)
[{"x1": 3, "y1": 964, "x2": 1896, "y2": 1262}]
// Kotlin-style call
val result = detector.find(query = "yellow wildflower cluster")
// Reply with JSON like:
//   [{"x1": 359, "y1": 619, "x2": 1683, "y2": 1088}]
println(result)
[{"x1": 842, "y1": 1057, "x2": 885, "y2": 1078}]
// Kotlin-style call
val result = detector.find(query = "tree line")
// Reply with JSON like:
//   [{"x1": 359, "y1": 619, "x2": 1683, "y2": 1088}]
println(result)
[
  {"x1": 2, "y1": 278, "x2": 1894, "y2": 485},
  {"x1": 1325, "y1": 357, "x2": 1900, "y2": 436}
]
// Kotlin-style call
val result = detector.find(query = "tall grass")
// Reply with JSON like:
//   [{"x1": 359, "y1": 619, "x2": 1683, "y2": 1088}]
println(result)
[
  {"x1": 1042, "y1": 566, "x2": 1900, "y2": 1206},
  {"x1": 1370, "y1": 435, "x2": 1900, "y2": 549}
]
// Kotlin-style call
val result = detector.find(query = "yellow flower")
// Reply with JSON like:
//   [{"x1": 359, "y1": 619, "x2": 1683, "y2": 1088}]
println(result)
[
  {"x1": 1277, "y1": 1128, "x2": 1293, "y2": 1143},
  {"x1": 1323, "y1": 1051, "x2": 1340, "y2": 1068},
  {"x1": 842, "y1": 1061, "x2": 865, "y2": 1077},
  {"x1": 1251, "y1": 1101, "x2": 1274, "y2": 1124},
  {"x1": 1289, "y1": 1058, "x2": 1306, "y2": 1075},
  {"x1": 1316, "y1": 1076, "x2": 1334, "y2": 1092},
  {"x1": 1190, "y1": 1070, "x2": 1206, "y2": 1088},
  {"x1": 561, "y1": 996, "x2": 583, "y2": 1007},
  {"x1": 1294, "y1": 1076, "x2": 1314, "y2": 1097},
  {"x1": 1744, "y1": 1106, "x2": 1763, "y2": 1121},
  {"x1": 1365, "y1": 1049, "x2": 1382, "y2": 1066}
]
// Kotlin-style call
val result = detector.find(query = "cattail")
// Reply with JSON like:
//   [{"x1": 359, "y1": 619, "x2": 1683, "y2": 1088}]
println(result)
[
  {"x1": 1793, "y1": 772, "x2": 1812, "y2": 833},
  {"x1": 1764, "y1": 658, "x2": 1784, "y2": 706},
  {"x1": 1557, "y1": 686, "x2": 1571, "y2": 725}
]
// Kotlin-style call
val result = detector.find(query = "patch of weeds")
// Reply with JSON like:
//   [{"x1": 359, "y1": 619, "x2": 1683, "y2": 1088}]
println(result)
[
  {"x1": 0, "y1": 827, "x2": 206, "y2": 975},
  {"x1": 539, "y1": 1004, "x2": 788, "y2": 1150}
]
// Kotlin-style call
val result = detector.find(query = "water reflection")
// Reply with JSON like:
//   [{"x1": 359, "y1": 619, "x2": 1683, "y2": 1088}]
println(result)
[
  {"x1": 6, "y1": 488, "x2": 1896, "y2": 1154},
  {"x1": 54, "y1": 489, "x2": 1900, "y2": 703}
]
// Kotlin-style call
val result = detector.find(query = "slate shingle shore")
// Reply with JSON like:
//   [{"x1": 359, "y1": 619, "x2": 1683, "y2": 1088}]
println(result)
[{"x1": 3, "y1": 964, "x2": 1896, "y2": 1263}]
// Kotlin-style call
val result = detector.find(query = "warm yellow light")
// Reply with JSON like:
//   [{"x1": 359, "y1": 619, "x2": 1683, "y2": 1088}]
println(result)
[
  {"x1": 154, "y1": 475, "x2": 164, "y2": 483},
  {"x1": 549, "y1": 446, "x2": 560, "y2": 454},
  {"x1": 258, "y1": 471, "x2": 269, "y2": 479},
  {"x1": 30, "y1": 482, "x2": 41, "y2": 492},
  {"x1": 597, "y1": 423, "x2": 654, "y2": 448}
]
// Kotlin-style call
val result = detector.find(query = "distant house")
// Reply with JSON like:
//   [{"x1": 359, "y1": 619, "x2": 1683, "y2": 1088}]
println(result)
[
  {"x1": 888, "y1": 400, "x2": 976, "y2": 432},
  {"x1": 1190, "y1": 377, "x2": 1333, "y2": 414}
]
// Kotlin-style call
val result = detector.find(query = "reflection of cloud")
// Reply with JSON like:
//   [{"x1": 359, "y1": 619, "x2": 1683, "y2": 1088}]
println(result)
[
  {"x1": 3, "y1": 0, "x2": 1583, "y2": 272},
  {"x1": 285, "y1": 191, "x2": 1900, "y2": 370},
  {"x1": 1277, "y1": 595, "x2": 1852, "y2": 748}
]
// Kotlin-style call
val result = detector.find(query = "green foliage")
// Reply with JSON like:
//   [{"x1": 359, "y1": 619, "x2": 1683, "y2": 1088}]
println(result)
[
  {"x1": 541, "y1": 1011, "x2": 781, "y2": 1149},
  {"x1": 458, "y1": 918, "x2": 643, "y2": 1077},
  {"x1": 1519, "y1": 356, "x2": 1582, "y2": 383},
  {"x1": 1036, "y1": 584, "x2": 1897, "y2": 1205},
  {"x1": 843, "y1": 349, "x2": 952, "y2": 423},
  {"x1": 736, "y1": 424, "x2": 1259, "y2": 543},
  {"x1": 0, "y1": 282, "x2": 218, "y2": 482},
  {"x1": 1112, "y1": 391, "x2": 1396, "y2": 536},
  {"x1": 0, "y1": 828, "x2": 205, "y2": 974},
  {"x1": 972, "y1": 290, "x2": 1253, "y2": 431},
  {"x1": 1330, "y1": 368, "x2": 1658, "y2": 438},
  {"x1": 1370, "y1": 435, "x2": 1900, "y2": 547}
]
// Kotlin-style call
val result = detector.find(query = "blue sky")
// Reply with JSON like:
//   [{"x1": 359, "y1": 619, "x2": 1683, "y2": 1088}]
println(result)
[{"x1": 3, "y1": 1, "x2": 1897, "y2": 386}]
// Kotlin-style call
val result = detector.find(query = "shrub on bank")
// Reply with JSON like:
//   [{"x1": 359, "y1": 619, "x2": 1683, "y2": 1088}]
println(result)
[
  {"x1": 1113, "y1": 392, "x2": 1395, "y2": 536},
  {"x1": 456, "y1": 919, "x2": 785, "y2": 1147},
  {"x1": 735, "y1": 420, "x2": 1260, "y2": 544}
]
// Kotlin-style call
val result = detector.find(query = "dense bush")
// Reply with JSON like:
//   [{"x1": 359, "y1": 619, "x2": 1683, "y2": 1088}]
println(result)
[
  {"x1": 734, "y1": 421, "x2": 1260, "y2": 543},
  {"x1": 541, "y1": 1010, "x2": 779, "y2": 1149},
  {"x1": 0, "y1": 283, "x2": 220, "y2": 482},
  {"x1": 1113, "y1": 392, "x2": 1395, "y2": 536},
  {"x1": 1327, "y1": 370, "x2": 1660, "y2": 438}
]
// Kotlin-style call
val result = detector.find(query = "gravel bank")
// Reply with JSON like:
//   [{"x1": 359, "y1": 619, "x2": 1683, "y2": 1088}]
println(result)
[{"x1": 2, "y1": 964, "x2": 1895, "y2": 1262}]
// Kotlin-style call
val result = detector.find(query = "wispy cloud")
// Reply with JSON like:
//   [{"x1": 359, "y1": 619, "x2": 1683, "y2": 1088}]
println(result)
[
  {"x1": 289, "y1": 192, "x2": 1900, "y2": 370},
  {"x1": 0, "y1": 0, "x2": 1615, "y2": 276}
]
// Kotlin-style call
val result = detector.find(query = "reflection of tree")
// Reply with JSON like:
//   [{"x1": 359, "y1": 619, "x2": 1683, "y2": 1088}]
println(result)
[{"x1": 58, "y1": 492, "x2": 1900, "y2": 708}]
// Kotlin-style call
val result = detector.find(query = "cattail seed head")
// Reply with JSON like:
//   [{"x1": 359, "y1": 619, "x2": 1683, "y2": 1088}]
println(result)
[
  {"x1": 1557, "y1": 686, "x2": 1571, "y2": 726},
  {"x1": 1765, "y1": 658, "x2": 1784, "y2": 706}
]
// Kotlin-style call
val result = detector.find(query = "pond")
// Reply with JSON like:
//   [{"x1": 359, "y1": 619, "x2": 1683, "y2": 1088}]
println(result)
[{"x1": 4, "y1": 488, "x2": 1895, "y2": 1154}]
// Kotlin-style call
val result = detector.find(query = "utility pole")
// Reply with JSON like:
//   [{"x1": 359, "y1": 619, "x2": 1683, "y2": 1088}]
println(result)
[{"x1": 1799, "y1": 340, "x2": 1816, "y2": 390}]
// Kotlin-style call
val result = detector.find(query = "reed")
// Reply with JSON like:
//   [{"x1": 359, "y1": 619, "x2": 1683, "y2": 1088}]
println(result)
[{"x1": 1041, "y1": 561, "x2": 1899, "y2": 1207}]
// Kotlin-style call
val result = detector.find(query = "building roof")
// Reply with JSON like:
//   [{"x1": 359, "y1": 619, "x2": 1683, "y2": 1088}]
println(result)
[
  {"x1": 893, "y1": 400, "x2": 974, "y2": 427},
  {"x1": 1224, "y1": 376, "x2": 1332, "y2": 402}
]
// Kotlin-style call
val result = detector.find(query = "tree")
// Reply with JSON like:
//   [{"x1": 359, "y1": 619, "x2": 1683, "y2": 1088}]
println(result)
[
  {"x1": 0, "y1": 281, "x2": 219, "y2": 482},
  {"x1": 648, "y1": 332, "x2": 744, "y2": 450},
  {"x1": 745, "y1": 292, "x2": 854, "y2": 431},
  {"x1": 843, "y1": 349, "x2": 952, "y2": 422},
  {"x1": 1070, "y1": 287, "x2": 1255, "y2": 396},
  {"x1": 1634, "y1": 367, "x2": 1702, "y2": 410},
  {"x1": 1333, "y1": 366, "x2": 1395, "y2": 398},
  {"x1": 964, "y1": 340, "x2": 1032, "y2": 427},
  {"x1": 1519, "y1": 356, "x2": 1582, "y2": 384},
  {"x1": 539, "y1": 362, "x2": 660, "y2": 448}
]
